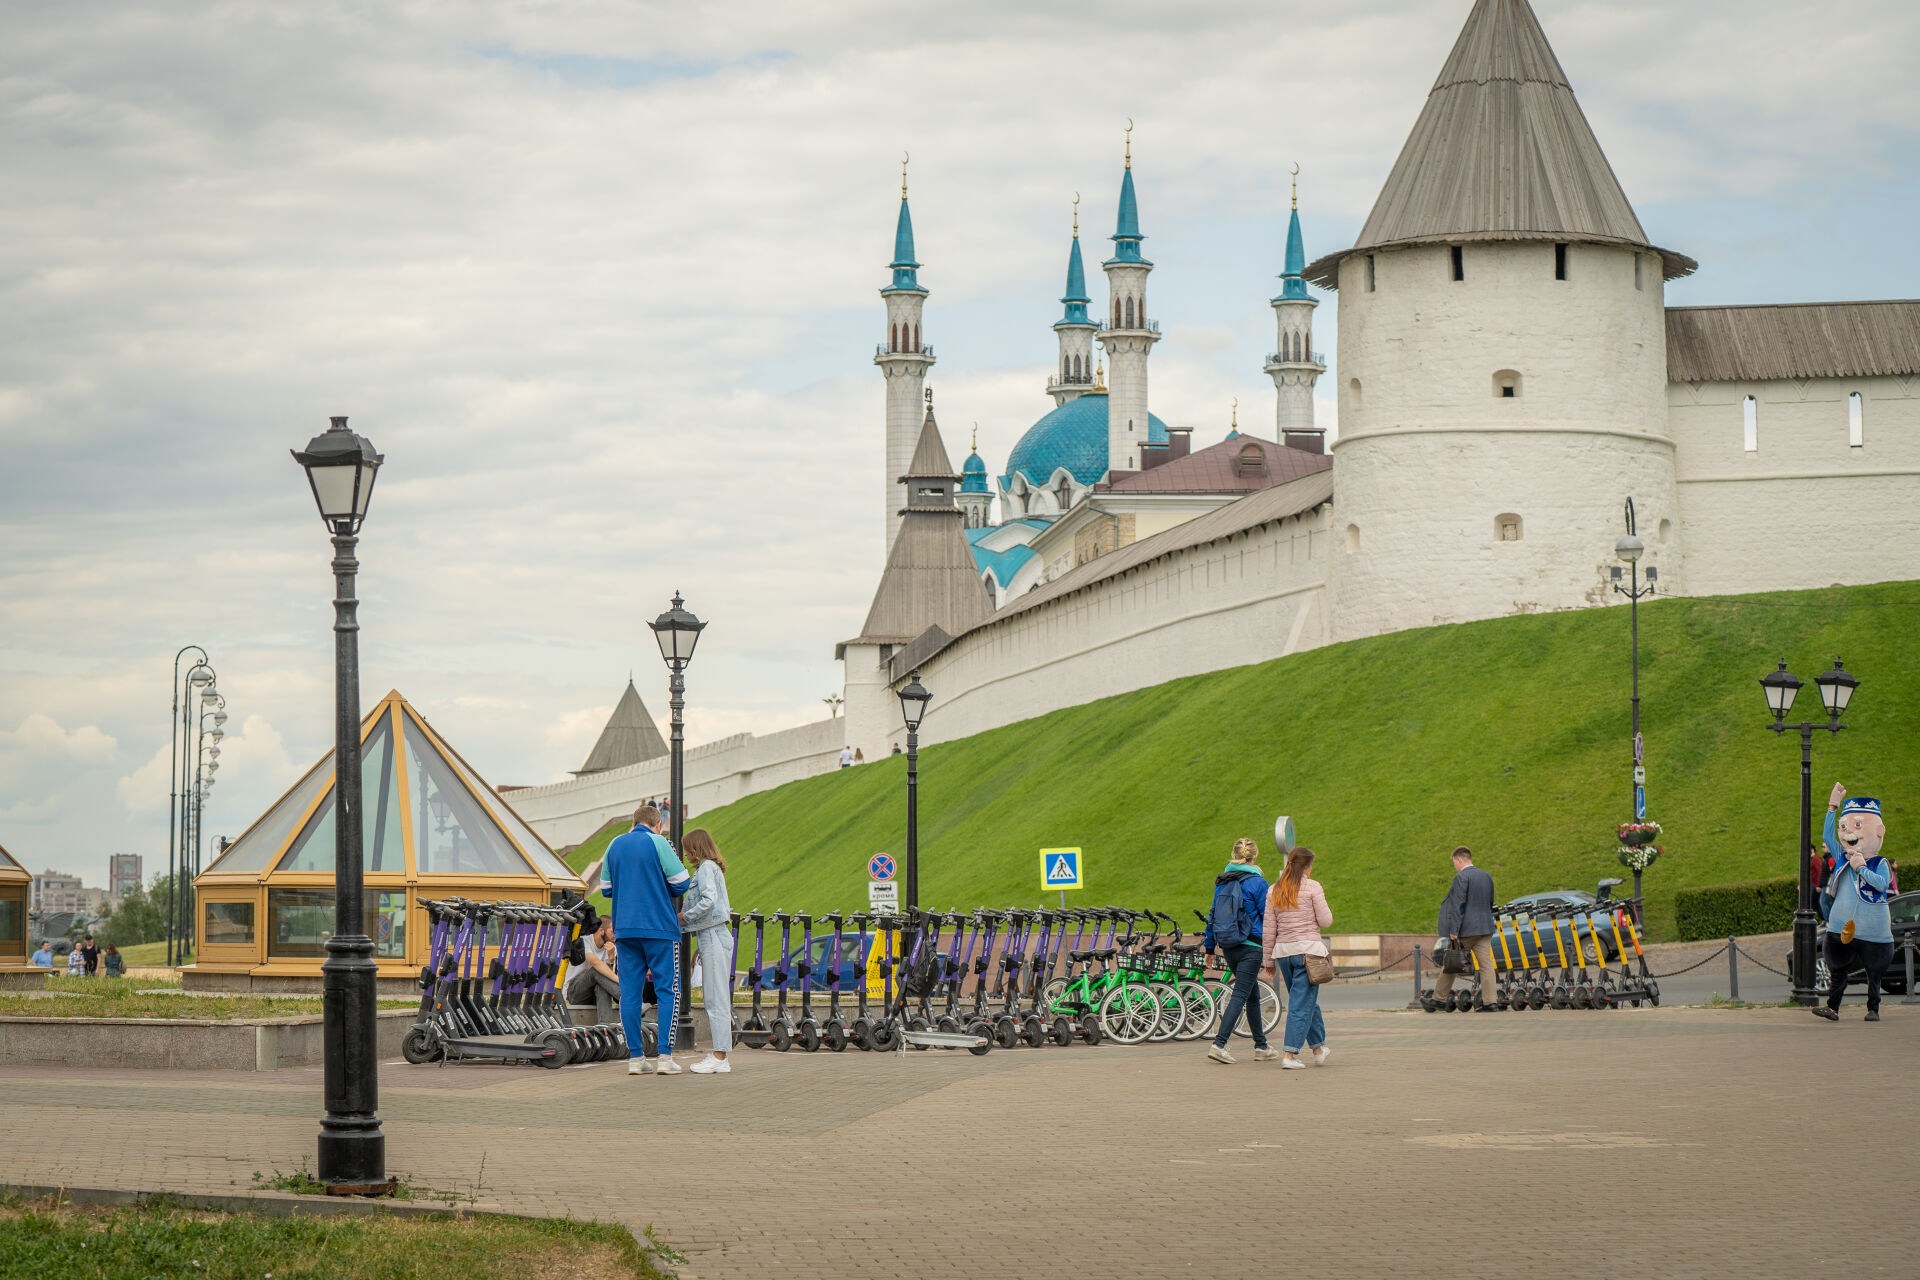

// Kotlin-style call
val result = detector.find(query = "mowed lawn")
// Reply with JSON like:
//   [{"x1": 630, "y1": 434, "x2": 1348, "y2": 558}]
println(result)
[{"x1": 566, "y1": 582, "x2": 1917, "y2": 940}]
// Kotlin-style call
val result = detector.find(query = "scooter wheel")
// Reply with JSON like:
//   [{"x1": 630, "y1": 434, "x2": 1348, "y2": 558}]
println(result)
[
  {"x1": 993, "y1": 1019, "x2": 1020, "y2": 1050},
  {"x1": 935, "y1": 1015, "x2": 958, "y2": 1033},
  {"x1": 968, "y1": 1038, "x2": 992, "y2": 1057},
  {"x1": 906, "y1": 1016, "x2": 930, "y2": 1051},
  {"x1": 848, "y1": 1018, "x2": 871, "y2": 1050},
  {"x1": 1050, "y1": 1016, "x2": 1075, "y2": 1048},
  {"x1": 401, "y1": 1027, "x2": 442, "y2": 1064},
  {"x1": 767, "y1": 1023, "x2": 791, "y2": 1052},
  {"x1": 1078, "y1": 1013, "x2": 1103, "y2": 1046},
  {"x1": 867, "y1": 1021, "x2": 900, "y2": 1052},
  {"x1": 823, "y1": 1022, "x2": 848, "y2": 1053},
  {"x1": 1451, "y1": 990, "x2": 1474, "y2": 1012},
  {"x1": 797, "y1": 1021, "x2": 822, "y2": 1052},
  {"x1": 536, "y1": 1029, "x2": 574, "y2": 1068},
  {"x1": 1021, "y1": 1015, "x2": 1048, "y2": 1049},
  {"x1": 1645, "y1": 981, "x2": 1660, "y2": 1007}
]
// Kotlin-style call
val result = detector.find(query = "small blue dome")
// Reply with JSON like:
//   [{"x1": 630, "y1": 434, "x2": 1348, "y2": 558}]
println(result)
[
  {"x1": 960, "y1": 450, "x2": 989, "y2": 493},
  {"x1": 1001, "y1": 393, "x2": 1169, "y2": 489}
]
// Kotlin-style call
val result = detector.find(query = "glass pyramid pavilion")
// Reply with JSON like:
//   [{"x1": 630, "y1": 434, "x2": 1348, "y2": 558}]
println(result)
[
  {"x1": 191, "y1": 691, "x2": 584, "y2": 986},
  {"x1": 0, "y1": 841, "x2": 28, "y2": 969}
]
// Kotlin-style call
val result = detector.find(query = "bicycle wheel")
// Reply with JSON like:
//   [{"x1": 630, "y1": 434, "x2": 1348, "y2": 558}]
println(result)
[
  {"x1": 1170, "y1": 982, "x2": 1216, "y2": 1042},
  {"x1": 1097, "y1": 983, "x2": 1159, "y2": 1045},
  {"x1": 1225, "y1": 978, "x2": 1284, "y2": 1039},
  {"x1": 1145, "y1": 982, "x2": 1183, "y2": 1043}
]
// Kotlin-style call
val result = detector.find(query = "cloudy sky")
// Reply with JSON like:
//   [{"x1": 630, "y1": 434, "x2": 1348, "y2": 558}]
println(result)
[{"x1": 3, "y1": 0, "x2": 1917, "y2": 890}]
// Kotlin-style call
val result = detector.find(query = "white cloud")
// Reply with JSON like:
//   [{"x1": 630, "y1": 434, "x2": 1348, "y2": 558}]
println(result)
[{"x1": 0, "y1": 713, "x2": 117, "y2": 764}]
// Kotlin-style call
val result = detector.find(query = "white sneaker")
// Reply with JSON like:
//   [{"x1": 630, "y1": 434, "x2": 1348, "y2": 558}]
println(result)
[
  {"x1": 1206, "y1": 1045, "x2": 1236, "y2": 1064},
  {"x1": 1312, "y1": 1046, "x2": 1331, "y2": 1067},
  {"x1": 1280, "y1": 1055, "x2": 1308, "y2": 1069},
  {"x1": 1253, "y1": 1047, "x2": 1281, "y2": 1061},
  {"x1": 690, "y1": 1055, "x2": 731, "y2": 1075},
  {"x1": 653, "y1": 1056, "x2": 683, "y2": 1076},
  {"x1": 628, "y1": 1058, "x2": 654, "y2": 1076}
]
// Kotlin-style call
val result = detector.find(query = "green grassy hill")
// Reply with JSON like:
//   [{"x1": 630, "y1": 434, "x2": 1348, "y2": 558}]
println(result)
[{"x1": 571, "y1": 583, "x2": 1918, "y2": 939}]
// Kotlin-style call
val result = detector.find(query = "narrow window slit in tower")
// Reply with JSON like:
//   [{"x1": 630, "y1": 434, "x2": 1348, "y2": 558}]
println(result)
[
  {"x1": 1742, "y1": 395, "x2": 1758, "y2": 452},
  {"x1": 1365, "y1": 255, "x2": 1376, "y2": 292},
  {"x1": 1634, "y1": 255, "x2": 1644, "y2": 291},
  {"x1": 1848, "y1": 391, "x2": 1864, "y2": 447},
  {"x1": 1450, "y1": 245, "x2": 1464, "y2": 281},
  {"x1": 1554, "y1": 243, "x2": 1567, "y2": 281}
]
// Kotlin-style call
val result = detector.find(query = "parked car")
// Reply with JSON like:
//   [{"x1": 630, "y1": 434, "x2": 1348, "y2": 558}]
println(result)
[
  {"x1": 1786, "y1": 890, "x2": 1918, "y2": 995},
  {"x1": 1487, "y1": 888, "x2": 1632, "y2": 965},
  {"x1": 750, "y1": 932, "x2": 872, "y2": 992}
]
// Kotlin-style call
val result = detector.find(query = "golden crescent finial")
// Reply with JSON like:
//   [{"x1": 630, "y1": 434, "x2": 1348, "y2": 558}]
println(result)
[
  {"x1": 1124, "y1": 119, "x2": 1133, "y2": 169},
  {"x1": 902, "y1": 151, "x2": 909, "y2": 199},
  {"x1": 1231, "y1": 397, "x2": 1239, "y2": 428},
  {"x1": 1290, "y1": 161, "x2": 1299, "y2": 211},
  {"x1": 972, "y1": 422, "x2": 978, "y2": 451},
  {"x1": 1072, "y1": 191, "x2": 1080, "y2": 237}
]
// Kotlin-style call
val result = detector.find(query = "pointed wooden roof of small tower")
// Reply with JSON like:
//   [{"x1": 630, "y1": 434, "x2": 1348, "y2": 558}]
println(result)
[
  {"x1": 840, "y1": 404, "x2": 994, "y2": 650},
  {"x1": 1306, "y1": 0, "x2": 1693, "y2": 286},
  {"x1": 574, "y1": 679, "x2": 670, "y2": 776}
]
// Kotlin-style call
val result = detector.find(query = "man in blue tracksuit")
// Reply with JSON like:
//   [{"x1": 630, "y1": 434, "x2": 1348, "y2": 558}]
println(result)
[{"x1": 604, "y1": 804, "x2": 692, "y2": 1075}]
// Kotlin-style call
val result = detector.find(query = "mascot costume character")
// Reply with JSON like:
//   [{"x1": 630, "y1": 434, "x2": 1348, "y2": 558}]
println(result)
[{"x1": 1813, "y1": 784, "x2": 1896, "y2": 1021}]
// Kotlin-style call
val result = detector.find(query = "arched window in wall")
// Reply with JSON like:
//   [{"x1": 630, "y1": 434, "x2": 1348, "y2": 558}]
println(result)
[
  {"x1": 1348, "y1": 378, "x2": 1361, "y2": 407},
  {"x1": 889, "y1": 323, "x2": 898, "y2": 353},
  {"x1": 1495, "y1": 513, "x2": 1523, "y2": 542},
  {"x1": 1849, "y1": 391, "x2": 1864, "y2": 447},
  {"x1": 1493, "y1": 370, "x2": 1521, "y2": 399},
  {"x1": 1054, "y1": 478, "x2": 1074, "y2": 510},
  {"x1": 912, "y1": 324, "x2": 919, "y2": 352},
  {"x1": 1344, "y1": 524, "x2": 1360, "y2": 555},
  {"x1": 1125, "y1": 297, "x2": 1135, "y2": 328},
  {"x1": 1742, "y1": 395, "x2": 1758, "y2": 452}
]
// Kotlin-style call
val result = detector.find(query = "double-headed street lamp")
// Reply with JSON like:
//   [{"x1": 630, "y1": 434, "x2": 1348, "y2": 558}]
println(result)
[
  {"x1": 650, "y1": 591, "x2": 706, "y2": 1056},
  {"x1": 1610, "y1": 501, "x2": 1658, "y2": 916},
  {"x1": 1760, "y1": 656, "x2": 1860, "y2": 1007},
  {"x1": 897, "y1": 673, "x2": 932, "y2": 912},
  {"x1": 291, "y1": 414, "x2": 389, "y2": 1192}
]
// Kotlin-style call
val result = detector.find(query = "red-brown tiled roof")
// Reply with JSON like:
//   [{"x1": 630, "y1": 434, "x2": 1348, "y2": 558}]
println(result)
[{"x1": 1099, "y1": 436, "x2": 1331, "y2": 494}]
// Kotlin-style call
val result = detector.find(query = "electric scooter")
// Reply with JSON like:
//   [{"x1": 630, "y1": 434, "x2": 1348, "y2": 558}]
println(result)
[
  {"x1": 819, "y1": 912, "x2": 850, "y2": 1051},
  {"x1": 793, "y1": 913, "x2": 823, "y2": 1051},
  {"x1": 765, "y1": 911, "x2": 796, "y2": 1051},
  {"x1": 846, "y1": 912, "x2": 876, "y2": 1048},
  {"x1": 738, "y1": 912, "x2": 772, "y2": 1049}
]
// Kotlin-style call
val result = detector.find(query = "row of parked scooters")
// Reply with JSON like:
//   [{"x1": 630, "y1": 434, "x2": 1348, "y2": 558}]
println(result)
[
  {"x1": 1418, "y1": 897, "x2": 1662, "y2": 1011},
  {"x1": 732, "y1": 905, "x2": 1197, "y2": 1054}
]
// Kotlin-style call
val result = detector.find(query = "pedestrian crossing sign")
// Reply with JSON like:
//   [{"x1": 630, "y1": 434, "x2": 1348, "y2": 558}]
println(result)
[{"x1": 1040, "y1": 848, "x2": 1083, "y2": 891}]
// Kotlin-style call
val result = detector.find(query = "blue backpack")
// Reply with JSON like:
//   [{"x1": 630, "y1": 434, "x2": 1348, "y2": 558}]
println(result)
[{"x1": 1209, "y1": 874, "x2": 1255, "y2": 949}]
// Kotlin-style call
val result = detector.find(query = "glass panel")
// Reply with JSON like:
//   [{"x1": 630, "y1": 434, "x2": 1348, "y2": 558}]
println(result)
[
  {"x1": 373, "y1": 891, "x2": 407, "y2": 959},
  {"x1": 0, "y1": 887, "x2": 23, "y2": 955},
  {"x1": 409, "y1": 712, "x2": 577, "y2": 883},
  {"x1": 267, "y1": 888, "x2": 384, "y2": 959},
  {"x1": 202, "y1": 751, "x2": 335, "y2": 876},
  {"x1": 202, "y1": 900, "x2": 255, "y2": 947},
  {"x1": 406, "y1": 720, "x2": 533, "y2": 876},
  {"x1": 275, "y1": 718, "x2": 404, "y2": 873}
]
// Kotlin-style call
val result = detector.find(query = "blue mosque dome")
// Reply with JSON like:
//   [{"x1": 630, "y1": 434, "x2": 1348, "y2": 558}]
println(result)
[
  {"x1": 1002, "y1": 393, "x2": 1170, "y2": 489},
  {"x1": 960, "y1": 448, "x2": 989, "y2": 493}
]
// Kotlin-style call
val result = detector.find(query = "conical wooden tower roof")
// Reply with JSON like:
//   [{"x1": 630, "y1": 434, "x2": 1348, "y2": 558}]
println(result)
[
  {"x1": 574, "y1": 679, "x2": 670, "y2": 776},
  {"x1": 1307, "y1": 0, "x2": 1693, "y2": 286}
]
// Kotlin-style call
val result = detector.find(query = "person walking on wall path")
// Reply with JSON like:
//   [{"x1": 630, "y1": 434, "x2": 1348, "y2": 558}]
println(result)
[
  {"x1": 604, "y1": 803, "x2": 693, "y2": 1075},
  {"x1": 1814, "y1": 783, "x2": 1896, "y2": 1022},
  {"x1": 1432, "y1": 845, "x2": 1498, "y2": 1012},
  {"x1": 679, "y1": 828, "x2": 735, "y2": 1074},
  {"x1": 1204, "y1": 838, "x2": 1274, "y2": 1064},
  {"x1": 1264, "y1": 847, "x2": 1333, "y2": 1069}
]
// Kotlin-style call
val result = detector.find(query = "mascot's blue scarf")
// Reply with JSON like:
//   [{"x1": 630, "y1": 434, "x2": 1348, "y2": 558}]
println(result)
[{"x1": 1848, "y1": 855, "x2": 1893, "y2": 906}]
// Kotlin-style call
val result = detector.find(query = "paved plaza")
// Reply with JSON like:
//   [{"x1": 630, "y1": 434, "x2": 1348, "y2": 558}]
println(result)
[{"x1": 4, "y1": 1004, "x2": 1915, "y2": 1278}]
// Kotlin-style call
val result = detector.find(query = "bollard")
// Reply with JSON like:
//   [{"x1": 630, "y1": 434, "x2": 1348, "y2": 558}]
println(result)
[
  {"x1": 1727, "y1": 937, "x2": 1739, "y2": 1003},
  {"x1": 1408, "y1": 941, "x2": 1424, "y2": 1010},
  {"x1": 1903, "y1": 938, "x2": 1919, "y2": 1006}
]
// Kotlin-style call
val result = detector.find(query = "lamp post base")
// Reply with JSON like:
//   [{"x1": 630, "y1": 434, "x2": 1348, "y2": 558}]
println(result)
[
  {"x1": 316, "y1": 1130, "x2": 390, "y2": 1192},
  {"x1": 1790, "y1": 908, "x2": 1820, "y2": 1007}
]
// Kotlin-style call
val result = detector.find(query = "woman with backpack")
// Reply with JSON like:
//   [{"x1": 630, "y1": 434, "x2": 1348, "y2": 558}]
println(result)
[
  {"x1": 1263, "y1": 847, "x2": 1333, "y2": 1069},
  {"x1": 1204, "y1": 838, "x2": 1273, "y2": 1064}
]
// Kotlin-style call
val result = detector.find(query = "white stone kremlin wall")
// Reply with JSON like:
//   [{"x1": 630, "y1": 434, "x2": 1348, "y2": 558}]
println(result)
[
  {"x1": 1669, "y1": 374, "x2": 1920, "y2": 595},
  {"x1": 909, "y1": 505, "x2": 1333, "y2": 747},
  {"x1": 508, "y1": 716, "x2": 846, "y2": 850},
  {"x1": 1328, "y1": 241, "x2": 1678, "y2": 640}
]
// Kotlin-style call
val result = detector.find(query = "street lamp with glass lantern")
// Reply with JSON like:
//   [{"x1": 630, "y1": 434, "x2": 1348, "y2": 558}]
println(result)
[
  {"x1": 649, "y1": 591, "x2": 705, "y2": 1056},
  {"x1": 897, "y1": 674, "x2": 931, "y2": 912},
  {"x1": 290, "y1": 414, "x2": 390, "y2": 1192},
  {"x1": 168, "y1": 659, "x2": 215, "y2": 965},
  {"x1": 1761, "y1": 656, "x2": 1859, "y2": 1007},
  {"x1": 1609, "y1": 501, "x2": 1659, "y2": 920}
]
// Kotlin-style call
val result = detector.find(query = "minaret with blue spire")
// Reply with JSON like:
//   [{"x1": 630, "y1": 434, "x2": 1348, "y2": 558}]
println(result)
[
  {"x1": 1097, "y1": 123, "x2": 1161, "y2": 473},
  {"x1": 956, "y1": 424, "x2": 993, "y2": 529},
  {"x1": 1264, "y1": 167, "x2": 1326, "y2": 452},
  {"x1": 1046, "y1": 197, "x2": 1099, "y2": 407},
  {"x1": 875, "y1": 155, "x2": 935, "y2": 552}
]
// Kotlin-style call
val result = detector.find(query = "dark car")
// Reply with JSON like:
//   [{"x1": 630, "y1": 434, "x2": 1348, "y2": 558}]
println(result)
[
  {"x1": 748, "y1": 933, "x2": 871, "y2": 992},
  {"x1": 1787, "y1": 890, "x2": 1918, "y2": 995},
  {"x1": 1487, "y1": 889, "x2": 1632, "y2": 965}
]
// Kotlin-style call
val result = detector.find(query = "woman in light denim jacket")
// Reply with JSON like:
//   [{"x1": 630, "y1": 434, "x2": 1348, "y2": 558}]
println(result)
[{"x1": 679, "y1": 828, "x2": 735, "y2": 1072}]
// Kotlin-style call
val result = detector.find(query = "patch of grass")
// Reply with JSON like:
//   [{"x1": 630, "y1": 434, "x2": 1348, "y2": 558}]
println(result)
[
  {"x1": 688, "y1": 582, "x2": 1920, "y2": 940},
  {"x1": 117, "y1": 941, "x2": 191, "y2": 966},
  {"x1": 0, "y1": 1194, "x2": 673, "y2": 1279},
  {"x1": 1, "y1": 981, "x2": 415, "y2": 1021}
]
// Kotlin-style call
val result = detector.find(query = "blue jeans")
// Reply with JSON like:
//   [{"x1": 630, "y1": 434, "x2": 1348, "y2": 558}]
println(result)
[
  {"x1": 616, "y1": 936, "x2": 678, "y2": 1058},
  {"x1": 1212, "y1": 943, "x2": 1268, "y2": 1050},
  {"x1": 1276, "y1": 955, "x2": 1326, "y2": 1054}
]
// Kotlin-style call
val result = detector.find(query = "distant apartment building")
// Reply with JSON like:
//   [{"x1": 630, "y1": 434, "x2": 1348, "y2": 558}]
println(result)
[
  {"x1": 31, "y1": 869, "x2": 106, "y2": 918},
  {"x1": 108, "y1": 853, "x2": 143, "y2": 902}
]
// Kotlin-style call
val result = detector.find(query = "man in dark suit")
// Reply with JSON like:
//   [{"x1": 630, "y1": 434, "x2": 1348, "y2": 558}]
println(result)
[{"x1": 1433, "y1": 846, "x2": 1498, "y2": 1011}]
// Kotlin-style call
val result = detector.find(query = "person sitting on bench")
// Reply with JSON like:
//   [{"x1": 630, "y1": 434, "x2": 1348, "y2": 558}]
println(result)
[{"x1": 567, "y1": 916, "x2": 621, "y2": 1025}]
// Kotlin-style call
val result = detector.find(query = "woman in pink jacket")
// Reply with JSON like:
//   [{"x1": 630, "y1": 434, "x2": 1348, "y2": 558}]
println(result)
[{"x1": 1263, "y1": 847, "x2": 1332, "y2": 1069}]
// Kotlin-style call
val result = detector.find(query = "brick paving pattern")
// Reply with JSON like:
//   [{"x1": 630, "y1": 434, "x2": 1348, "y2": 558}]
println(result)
[{"x1": 2, "y1": 1005, "x2": 1914, "y2": 1278}]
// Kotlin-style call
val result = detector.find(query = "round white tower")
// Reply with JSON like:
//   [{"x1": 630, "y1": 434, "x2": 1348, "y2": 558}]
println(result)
[
  {"x1": 1097, "y1": 128, "x2": 1159, "y2": 474},
  {"x1": 1047, "y1": 199, "x2": 1098, "y2": 407},
  {"x1": 1315, "y1": 0, "x2": 1695, "y2": 641},
  {"x1": 874, "y1": 160, "x2": 934, "y2": 554},
  {"x1": 1263, "y1": 173, "x2": 1326, "y2": 453}
]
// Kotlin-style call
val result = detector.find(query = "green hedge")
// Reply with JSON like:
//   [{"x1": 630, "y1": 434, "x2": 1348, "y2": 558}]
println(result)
[{"x1": 1673, "y1": 876, "x2": 1797, "y2": 941}]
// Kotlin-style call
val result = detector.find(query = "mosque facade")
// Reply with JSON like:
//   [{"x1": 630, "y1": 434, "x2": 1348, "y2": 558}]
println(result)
[{"x1": 510, "y1": 0, "x2": 1920, "y2": 851}]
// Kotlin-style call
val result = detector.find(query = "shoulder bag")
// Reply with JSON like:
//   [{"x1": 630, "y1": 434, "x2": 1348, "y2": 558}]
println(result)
[
  {"x1": 1303, "y1": 950, "x2": 1336, "y2": 986},
  {"x1": 1440, "y1": 937, "x2": 1474, "y2": 975}
]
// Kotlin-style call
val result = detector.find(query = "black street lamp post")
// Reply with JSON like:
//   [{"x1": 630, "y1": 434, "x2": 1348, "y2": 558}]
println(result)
[
  {"x1": 1610, "y1": 503, "x2": 1657, "y2": 917},
  {"x1": 1761, "y1": 657, "x2": 1860, "y2": 1007},
  {"x1": 166, "y1": 649, "x2": 211, "y2": 966},
  {"x1": 291, "y1": 415, "x2": 389, "y2": 1192},
  {"x1": 650, "y1": 592, "x2": 706, "y2": 1056},
  {"x1": 897, "y1": 674, "x2": 931, "y2": 911}
]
